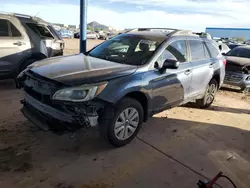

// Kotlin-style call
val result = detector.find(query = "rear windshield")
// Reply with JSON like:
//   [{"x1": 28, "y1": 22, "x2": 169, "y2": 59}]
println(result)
[
  {"x1": 226, "y1": 47, "x2": 250, "y2": 58},
  {"x1": 27, "y1": 23, "x2": 54, "y2": 39},
  {"x1": 88, "y1": 34, "x2": 165, "y2": 65}
]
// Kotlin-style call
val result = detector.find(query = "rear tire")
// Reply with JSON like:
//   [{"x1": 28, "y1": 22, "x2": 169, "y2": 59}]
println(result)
[
  {"x1": 99, "y1": 97, "x2": 143, "y2": 147},
  {"x1": 196, "y1": 79, "x2": 218, "y2": 109}
]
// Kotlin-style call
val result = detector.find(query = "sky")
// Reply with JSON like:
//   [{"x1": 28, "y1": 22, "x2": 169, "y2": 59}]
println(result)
[{"x1": 1, "y1": 0, "x2": 250, "y2": 31}]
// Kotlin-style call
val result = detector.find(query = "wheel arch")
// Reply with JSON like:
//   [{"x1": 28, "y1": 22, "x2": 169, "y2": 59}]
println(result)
[
  {"x1": 212, "y1": 73, "x2": 220, "y2": 86},
  {"x1": 124, "y1": 91, "x2": 149, "y2": 122}
]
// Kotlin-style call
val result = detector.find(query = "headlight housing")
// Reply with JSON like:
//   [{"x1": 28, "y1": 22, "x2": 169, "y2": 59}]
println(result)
[{"x1": 52, "y1": 82, "x2": 107, "y2": 102}]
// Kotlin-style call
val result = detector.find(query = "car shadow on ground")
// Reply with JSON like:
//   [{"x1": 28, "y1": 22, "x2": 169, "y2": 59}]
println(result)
[
  {"x1": 220, "y1": 86, "x2": 241, "y2": 93},
  {"x1": 183, "y1": 103, "x2": 250, "y2": 115}
]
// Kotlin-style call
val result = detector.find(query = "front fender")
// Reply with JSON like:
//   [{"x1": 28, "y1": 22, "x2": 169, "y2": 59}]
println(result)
[{"x1": 97, "y1": 72, "x2": 152, "y2": 105}]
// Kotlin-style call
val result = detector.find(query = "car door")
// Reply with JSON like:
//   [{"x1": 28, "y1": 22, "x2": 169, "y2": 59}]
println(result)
[
  {"x1": 0, "y1": 18, "x2": 29, "y2": 76},
  {"x1": 151, "y1": 39, "x2": 192, "y2": 111},
  {"x1": 188, "y1": 39, "x2": 214, "y2": 97}
]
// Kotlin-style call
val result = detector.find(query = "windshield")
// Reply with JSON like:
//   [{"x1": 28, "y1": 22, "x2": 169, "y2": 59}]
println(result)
[
  {"x1": 88, "y1": 34, "x2": 165, "y2": 65},
  {"x1": 226, "y1": 47, "x2": 250, "y2": 58}
]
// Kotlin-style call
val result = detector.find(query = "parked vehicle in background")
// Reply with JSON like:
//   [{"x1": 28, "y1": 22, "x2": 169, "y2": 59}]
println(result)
[
  {"x1": 217, "y1": 42, "x2": 230, "y2": 54},
  {"x1": 99, "y1": 32, "x2": 116, "y2": 40},
  {"x1": 59, "y1": 30, "x2": 74, "y2": 39},
  {"x1": 87, "y1": 31, "x2": 98, "y2": 39},
  {"x1": 99, "y1": 32, "x2": 108, "y2": 40},
  {"x1": 0, "y1": 12, "x2": 64, "y2": 80},
  {"x1": 228, "y1": 43, "x2": 245, "y2": 49},
  {"x1": 74, "y1": 32, "x2": 80, "y2": 38},
  {"x1": 106, "y1": 32, "x2": 116, "y2": 40},
  {"x1": 223, "y1": 46, "x2": 250, "y2": 92},
  {"x1": 18, "y1": 28, "x2": 225, "y2": 147}
]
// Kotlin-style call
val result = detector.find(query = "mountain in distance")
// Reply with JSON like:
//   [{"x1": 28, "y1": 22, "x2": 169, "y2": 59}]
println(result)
[{"x1": 87, "y1": 21, "x2": 109, "y2": 30}]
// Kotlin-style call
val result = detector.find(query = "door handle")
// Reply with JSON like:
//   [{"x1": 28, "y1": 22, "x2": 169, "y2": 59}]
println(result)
[
  {"x1": 184, "y1": 69, "x2": 191, "y2": 75},
  {"x1": 209, "y1": 63, "x2": 215, "y2": 68},
  {"x1": 13, "y1": 41, "x2": 22, "y2": 46}
]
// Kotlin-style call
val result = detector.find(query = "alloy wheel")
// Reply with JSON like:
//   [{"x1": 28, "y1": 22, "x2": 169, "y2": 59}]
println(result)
[
  {"x1": 206, "y1": 83, "x2": 217, "y2": 104},
  {"x1": 114, "y1": 108, "x2": 139, "y2": 140}
]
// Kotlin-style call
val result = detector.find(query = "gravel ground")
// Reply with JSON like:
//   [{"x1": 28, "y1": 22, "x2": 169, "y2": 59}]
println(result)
[{"x1": 0, "y1": 39, "x2": 249, "y2": 188}]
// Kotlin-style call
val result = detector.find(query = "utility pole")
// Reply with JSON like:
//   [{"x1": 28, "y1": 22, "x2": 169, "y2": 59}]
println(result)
[{"x1": 80, "y1": 0, "x2": 87, "y2": 53}]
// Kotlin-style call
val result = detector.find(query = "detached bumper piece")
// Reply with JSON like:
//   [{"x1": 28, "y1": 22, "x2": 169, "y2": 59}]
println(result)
[{"x1": 21, "y1": 93, "x2": 83, "y2": 133}]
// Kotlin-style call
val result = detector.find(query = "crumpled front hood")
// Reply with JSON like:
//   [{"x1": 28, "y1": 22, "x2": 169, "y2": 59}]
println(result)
[{"x1": 29, "y1": 54, "x2": 137, "y2": 85}]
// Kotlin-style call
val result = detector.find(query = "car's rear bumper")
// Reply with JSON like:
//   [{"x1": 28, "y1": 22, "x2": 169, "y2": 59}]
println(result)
[{"x1": 21, "y1": 93, "x2": 82, "y2": 132}]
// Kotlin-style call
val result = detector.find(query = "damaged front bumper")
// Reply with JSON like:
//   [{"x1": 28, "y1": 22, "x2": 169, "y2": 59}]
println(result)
[
  {"x1": 21, "y1": 92, "x2": 99, "y2": 132},
  {"x1": 224, "y1": 71, "x2": 250, "y2": 89}
]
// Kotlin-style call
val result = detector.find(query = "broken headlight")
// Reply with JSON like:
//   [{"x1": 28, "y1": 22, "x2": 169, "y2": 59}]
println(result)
[{"x1": 52, "y1": 82, "x2": 107, "y2": 102}]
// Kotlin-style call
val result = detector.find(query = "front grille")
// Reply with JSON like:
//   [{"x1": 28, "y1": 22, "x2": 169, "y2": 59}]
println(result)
[
  {"x1": 23, "y1": 71, "x2": 61, "y2": 106},
  {"x1": 225, "y1": 73, "x2": 243, "y2": 83}
]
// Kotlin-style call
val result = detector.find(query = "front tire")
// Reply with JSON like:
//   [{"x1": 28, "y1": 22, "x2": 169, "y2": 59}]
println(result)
[
  {"x1": 99, "y1": 97, "x2": 143, "y2": 147},
  {"x1": 196, "y1": 79, "x2": 218, "y2": 109}
]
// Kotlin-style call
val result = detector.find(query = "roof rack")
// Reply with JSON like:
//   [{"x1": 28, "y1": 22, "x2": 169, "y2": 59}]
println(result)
[
  {"x1": 128, "y1": 28, "x2": 178, "y2": 34},
  {"x1": 126, "y1": 28, "x2": 213, "y2": 39},
  {"x1": 0, "y1": 11, "x2": 32, "y2": 18},
  {"x1": 127, "y1": 28, "x2": 195, "y2": 36},
  {"x1": 193, "y1": 32, "x2": 212, "y2": 39}
]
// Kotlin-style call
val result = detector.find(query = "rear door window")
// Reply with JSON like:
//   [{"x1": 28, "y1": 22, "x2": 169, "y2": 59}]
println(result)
[
  {"x1": 205, "y1": 42, "x2": 219, "y2": 58},
  {"x1": 0, "y1": 19, "x2": 10, "y2": 37},
  {"x1": 10, "y1": 22, "x2": 21, "y2": 37},
  {"x1": 189, "y1": 40, "x2": 206, "y2": 61},
  {"x1": 27, "y1": 23, "x2": 54, "y2": 39}
]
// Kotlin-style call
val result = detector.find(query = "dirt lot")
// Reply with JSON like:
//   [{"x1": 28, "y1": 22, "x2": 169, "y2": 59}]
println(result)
[{"x1": 0, "y1": 39, "x2": 250, "y2": 188}]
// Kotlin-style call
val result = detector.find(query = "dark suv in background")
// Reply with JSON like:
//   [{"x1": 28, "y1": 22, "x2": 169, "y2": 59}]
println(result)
[
  {"x1": 0, "y1": 12, "x2": 64, "y2": 80},
  {"x1": 18, "y1": 28, "x2": 225, "y2": 147}
]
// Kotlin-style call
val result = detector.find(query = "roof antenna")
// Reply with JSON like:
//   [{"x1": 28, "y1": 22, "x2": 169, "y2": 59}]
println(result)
[{"x1": 34, "y1": 12, "x2": 40, "y2": 17}]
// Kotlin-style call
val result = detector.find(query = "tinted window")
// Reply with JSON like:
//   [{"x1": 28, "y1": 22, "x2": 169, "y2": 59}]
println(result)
[
  {"x1": 27, "y1": 23, "x2": 53, "y2": 38},
  {"x1": 10, "y1": 22, "x2": 21, "y2": 37},
  {"x1": 89, "y1": 34, "x2": 165, "y2": 65},
  {"x1": 205, "y1": 42, "x2": 219, "y2": 58},
  {"x1": 226, "y1": 47, "x2": 250, "y2": 58},
  {"x1": 189, "y1": 40, "x2": 206, "y2": 61},
  {"x1": 0, "y1": 19, "x2": 9, "y2": 37}
]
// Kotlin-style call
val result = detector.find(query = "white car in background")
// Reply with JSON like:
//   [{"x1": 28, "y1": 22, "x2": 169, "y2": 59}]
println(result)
[
  {"x1": 217, "y1": 41, "x2": 230, "y2": 54},
  {"x1": 87, "y1": 31, "x2": 98, "y2": 39}
]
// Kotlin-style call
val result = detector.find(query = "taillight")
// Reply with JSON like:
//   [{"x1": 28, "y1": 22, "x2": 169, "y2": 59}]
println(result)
[{"x1": 223, "y1": 59, "x2": 227, "y2": 66}]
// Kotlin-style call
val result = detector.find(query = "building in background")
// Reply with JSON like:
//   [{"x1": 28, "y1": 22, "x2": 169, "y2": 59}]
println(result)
[{"x1": 206, "y1": 27, "x2": 250, "y2": 40}]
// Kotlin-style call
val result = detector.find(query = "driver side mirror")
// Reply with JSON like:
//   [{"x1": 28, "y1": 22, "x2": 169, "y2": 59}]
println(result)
[
  {"x1": 163, "y1": 59, "x2": 180, "y2": 69},
  {"x1": 159, "y1": 59, "x2": 180, "y2": 73}
]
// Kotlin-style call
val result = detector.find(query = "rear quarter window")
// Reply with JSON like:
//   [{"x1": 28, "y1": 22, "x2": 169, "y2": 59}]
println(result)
[
  {"x1": 205, "y1": 42, "x2": 219, "y2": 58},
  {"x1": 27, "y1": 23, "x2": 54, "y2": 39}
]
